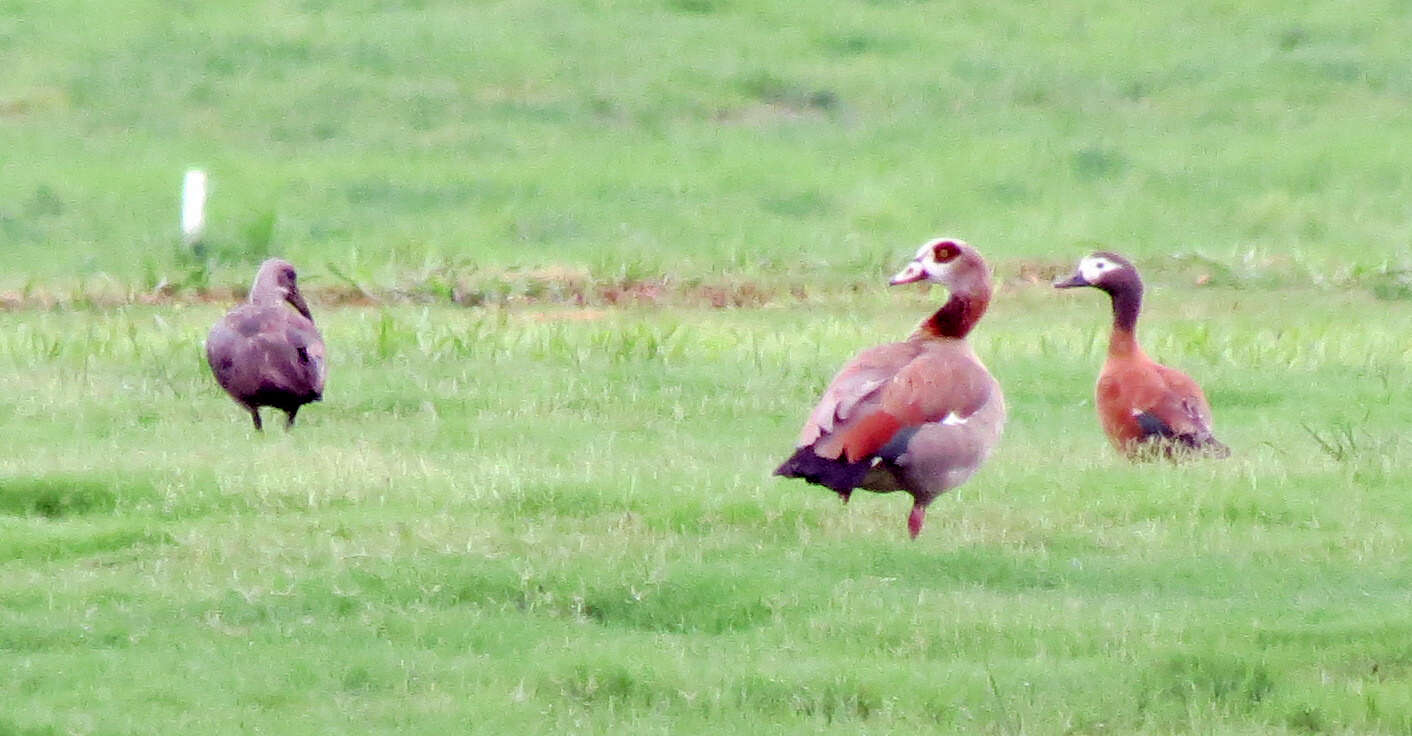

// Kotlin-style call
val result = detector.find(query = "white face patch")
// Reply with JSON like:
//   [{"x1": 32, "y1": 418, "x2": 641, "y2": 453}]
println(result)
[
  {"x1": 1078, "y1": 255, "x2": 1119, "y2": 284},
  {"x1": 921, "y1": 260, "x2": 955, "y2": 282},
  {"x1": 942, "y1": 411, "x2": 968, "y2": 426},
  {"x1": 917, "y1": 238, "x2": 968, "y2": 280}
]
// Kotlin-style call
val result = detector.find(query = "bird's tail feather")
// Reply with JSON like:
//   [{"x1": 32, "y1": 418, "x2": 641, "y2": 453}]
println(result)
[{"x1": 774, "y1": 446, "x2": 872, "y2": 495}]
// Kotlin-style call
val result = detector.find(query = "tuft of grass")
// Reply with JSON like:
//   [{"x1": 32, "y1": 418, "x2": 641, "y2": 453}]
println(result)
[{"x1": 0, "y1": 474, "x2": 160, "y2": 518}]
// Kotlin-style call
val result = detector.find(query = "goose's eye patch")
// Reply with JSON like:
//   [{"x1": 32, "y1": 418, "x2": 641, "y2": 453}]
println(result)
[{"x1": 932, "y1": 242, "x2": 960, "y2": 262}]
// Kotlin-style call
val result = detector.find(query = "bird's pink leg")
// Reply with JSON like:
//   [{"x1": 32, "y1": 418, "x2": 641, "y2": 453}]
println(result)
[{"x1": 908, "y1": 504, "x2": 926, "y2": 539}]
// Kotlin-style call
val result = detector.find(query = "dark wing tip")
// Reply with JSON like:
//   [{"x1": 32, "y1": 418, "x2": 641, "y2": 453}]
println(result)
[
  {"x1": 1134, "y1": 411, "x2": 1177, "y2": 439},
  {"x1": 1130, "y1": 411, "x2": 1230, "y2": 461}
]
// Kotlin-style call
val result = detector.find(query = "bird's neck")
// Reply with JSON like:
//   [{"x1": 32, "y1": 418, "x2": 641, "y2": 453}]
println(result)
[
  {"x1": 248, "y1": 284, "x2": 284, "y2": 306},
  {"x1": 918, "y1": 281, "x2": 991, "y2": 340},
  {"x1": 1106, "y1": 284, "x2": 1143, "y2": 357}
]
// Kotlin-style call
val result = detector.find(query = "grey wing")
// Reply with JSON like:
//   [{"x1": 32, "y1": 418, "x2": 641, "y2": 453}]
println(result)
[
  {"x1": 258, "y1": 316, "x2": 325, "y2": 399},
  {"x1": 206, "y1": 320, "x2": 251, "y2": 396},
  {"x1": 1175, "y1": 396, "x2": 1228, "y2": 456}
]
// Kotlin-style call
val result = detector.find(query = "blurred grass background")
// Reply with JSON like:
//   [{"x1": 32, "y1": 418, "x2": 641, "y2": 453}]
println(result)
[{"x1": 3, "y1": 0, "x2": 1412, "y2": 291}]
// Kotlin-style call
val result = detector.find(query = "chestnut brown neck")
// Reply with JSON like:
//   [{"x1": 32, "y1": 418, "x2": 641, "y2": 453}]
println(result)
[{"x1": 918, "y1": 273, "x2": 992, "y2": 339}]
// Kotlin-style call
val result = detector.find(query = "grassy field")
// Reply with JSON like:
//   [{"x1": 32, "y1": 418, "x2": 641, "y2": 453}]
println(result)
[
  {"x1": 3, "y1": 0, "x2": 1412, "y2": 291},
  {"x1": 4, "y1": 0, "x2": 1412, "y2": 732},
  {"x1": 3, "y1": 287, "x2": 1412, "y2": 733}
]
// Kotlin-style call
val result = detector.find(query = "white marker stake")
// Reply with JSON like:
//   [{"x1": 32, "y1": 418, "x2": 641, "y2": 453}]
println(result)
[{"x1": 181, "y1": 168, "x2": 208, "y2": 247}]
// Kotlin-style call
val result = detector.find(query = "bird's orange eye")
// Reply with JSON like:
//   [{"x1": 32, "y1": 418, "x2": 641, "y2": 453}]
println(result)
[{"x1": 932, "y1": 241, "x2": 959, "y2": 262}]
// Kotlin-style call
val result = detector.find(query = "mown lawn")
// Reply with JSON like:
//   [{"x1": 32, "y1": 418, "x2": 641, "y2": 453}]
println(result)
[{"x1": 3, "y1": 285, "x2": 1410, "y2": 733}]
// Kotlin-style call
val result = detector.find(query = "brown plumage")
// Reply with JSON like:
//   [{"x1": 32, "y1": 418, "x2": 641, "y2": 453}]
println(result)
[
  {"x1": 775, "y1": 238, "x2": 1006, "y2": 538},
  {"x1": 206, "y1": 258, "x2": 326, "y2": 431},
  {"x1": 1055, "y1": 252, "x2": 1228, "y2": 460}
]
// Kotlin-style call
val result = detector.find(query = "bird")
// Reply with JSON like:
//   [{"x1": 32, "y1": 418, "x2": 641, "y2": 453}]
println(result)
[
  {"x1": 775, "y1": 238, "x2": 1006, "y2": 539},
  {"x1": 206, "y1": 258, "x2": 326, "y2": 431},
  {"x1": 1054, "y1": 251, "x2": 1228, "y2": 460}
]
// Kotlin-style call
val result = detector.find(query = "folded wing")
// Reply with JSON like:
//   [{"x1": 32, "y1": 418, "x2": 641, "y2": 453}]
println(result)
[{"x1": 777, "y1": 341, "x2": 998, "y2": 493}]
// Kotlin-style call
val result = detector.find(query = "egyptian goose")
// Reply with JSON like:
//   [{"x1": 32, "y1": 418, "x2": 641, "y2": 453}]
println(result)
[
  {"x1": 206, "y1": 258, "x2": 326, "y2": 431},
  {"x1": 775, "y1": 238, "x2": 1006, "y2": 538},
  {"x1": 1054, "y1": 252, "x2": 1228, "y2": 459}
]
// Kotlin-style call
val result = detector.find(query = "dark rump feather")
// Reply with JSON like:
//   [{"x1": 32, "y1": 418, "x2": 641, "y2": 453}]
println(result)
[{"x1": 774, "y1": 446, "x2": 873, "y2": 495}]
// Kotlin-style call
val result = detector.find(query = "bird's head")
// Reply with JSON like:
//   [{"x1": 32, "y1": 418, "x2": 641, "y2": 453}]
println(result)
[
  {"x1": 250, "y1": 258, "x2": 313, "y2": 320},
  {"x1": 1053, "y1": 252, "x2": 1141, "y2": 294},
  {"x1": 889, "y1": 237, "x2": 987, "y2": 291}
]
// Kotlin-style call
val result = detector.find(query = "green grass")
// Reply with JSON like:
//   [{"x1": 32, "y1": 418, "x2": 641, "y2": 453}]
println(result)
[
  {"x1": 5, "y1": 0, "x2": 1412, "y2": 731},
  {"x1": 2, "y1": 287, "x2": 1412, "y2": 733},
  {"x1": 3, "y1": 0, "x2": 1412, "y2": 292}
]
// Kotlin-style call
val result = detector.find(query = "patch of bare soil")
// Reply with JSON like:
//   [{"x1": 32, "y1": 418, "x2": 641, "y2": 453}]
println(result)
[{"x1": 3, "y1": 255, "x2": 1278, "y2": 313}]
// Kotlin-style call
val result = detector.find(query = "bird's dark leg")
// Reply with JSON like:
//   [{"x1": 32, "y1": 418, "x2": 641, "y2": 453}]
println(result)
[
  {"x1": 249, "y1": 408, "x2": 263, "y2": 432},
  {"x1": 285, "y1": 406, "x2": 299, "y2": 429}
]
